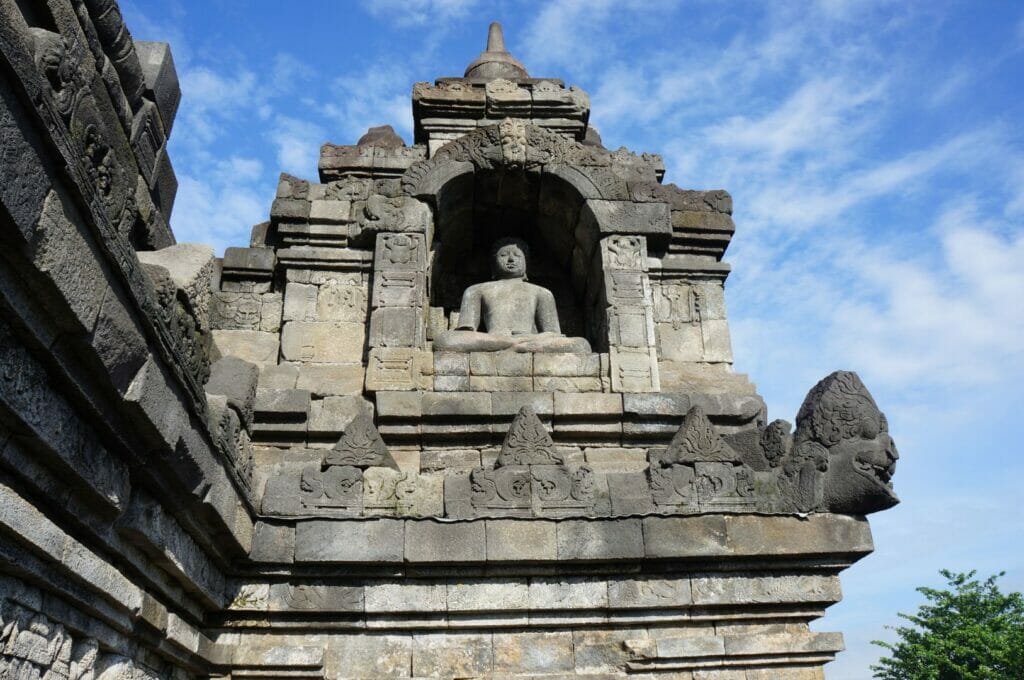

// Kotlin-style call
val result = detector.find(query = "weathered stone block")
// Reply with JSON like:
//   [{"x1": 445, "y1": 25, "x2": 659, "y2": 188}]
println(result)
[
  {"x1": 136, "y1": 41, "x2": 180, "y2": 134},
  {"x1": 372, "y1": 270, "x2": 425, "y2": 307},
  {"x1": 363, "y1": 468, "x2": 443, "y2": 517},
  {"x1": 656, "y1": 323, "x2": 705, "y2": 362},
  {"x1": 434, "y1": 352, "x2": 470, "y2": 376},
  {"x1": 249, "y1": 522, "x2": 294, "y2": 563},
  {"x1": 375, "y1": 391, "x2": 423, "y2": 417},
  {"x1": 656, "y1": 634, "x2": 726, "y2": 658},
  {"x1": 468, "y1": 352, "x2": 534, "y2": 376},
  {"x1": 420, "y1": 449, "x2": 481, "y2": 472},
  {"x1": 554, "y1": 392, "x2": 623, "y2": 416},
  {"x1": 722, "y1": 631, "x2": 843, "y2": 656},
  {"x1": 259, "y1": 362, "x2": 299, "y2": 389},
  {"x1": 491, "y1": 391, "x2": 554, "y2": 416},
  {"x1": 642, "y1": 515, "x2": 729, "y2": 558},
  {"x1": 530, "y1": 577, "x2": 608, "y2": 609},
  {"x1": 470, "y1": 376, "x2": 532, "y2": 392},
  {"x1": 317, "y1": 281, "x2": 367, "y2": 322},
  {"x1": 412, "y1": 633, "x2": 492, "y2": 678},
  {"x1": 406, "y1": 520, "x2": 485, "y2": 562},
  {"x1": 446, "y1": 579, "x2": 529, "y2": 611},
  {"x1": 308, "y1": 395, "x2": 372, "y2": 434},
  {"x1": 533, "y1": 352, "x2": 601, "y2": 376},
  {"x1": 212, "y1": 329, "x2": 280, "y2": 368},
  {"x1": 422, "y1": 392, "x2": 491, "y2": 416},
  {"x1": 724, "y1": 514, "x2": 873, "y2": 557},
  {"x1": 557, "y1": 519, "x2": 644, "y2": 560},
  {"x1": 608, "y1": 577, "x2": 692, "y2": 608},
  {"x1": 309, "y1": 199, "x2": 351, "y2": 223},
  {"x1": 366, "y1": 348, "x2": 432, "y2": 391},
  {"x1": 295, "y1": 363, "x2": 363, "y2": 396},
  {"x1": 610, "y1": 346, "x2": 660, "y2": 393},
  {"x1": 283, "y1": 282, "x2": 318, "y2": 321},
  {"x1": 492, "y1": 631, "x2": 574, "y2": 674},
  {"x1": 269, "y1": 582, "x2": 362, "y2": 613},
  {"x1": 369, "y1": 307, "x2": 422, "y2": 347},
  {"x1": 691, "y1": 574, "x2": 841, "y2": 605},
  {"x1": 606, "y1": 472, "x2": 656, "y2": 515},
  {"x1": 294, "y1": 519, "x2": 404, "y2": 562},
  {"x1": 326, "y1": 635, "x2": 411, "y2": 679},
  {"x1": 434, "y1": 374, "x2": 470, "y2": 391},
  {"x1": 91, "y1": 287, "x2": 148, "y2": 394},
  {"x1": 222, "y1": 246, "x2": 275, "y2": 275},
  {"x1": 366, "y1": 580, "x2": 446, "y2": 612},
  {"x1": 255, "y1": 388, "x2": 311, "y2": 420},
  {"x1": 533, "y1": 376, "x2": 603, "y2": 392},
  {"x1": 485, "y1": 519, "x2": 557, "y2": 561},
  {"x1": 583, "y1": 199, "x2": 671, "y2": 238},
  {"x1": 206, "y1": 356, "x2": 259, "y2": 425},
  {"x1": 701, "y1": 318, "x2": 734, "y2": 362},
  {"x1": 281, "y1": 321, "x2": 364, "y2": 363}
]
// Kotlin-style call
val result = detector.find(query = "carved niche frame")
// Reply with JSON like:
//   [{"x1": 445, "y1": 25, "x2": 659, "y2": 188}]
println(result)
[{"x1": 369, "y1": 120, "x2": 672, "y2": 392}]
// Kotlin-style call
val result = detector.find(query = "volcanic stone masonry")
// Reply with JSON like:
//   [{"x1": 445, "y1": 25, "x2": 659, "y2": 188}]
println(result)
[{"x1": 0, "y1": 5, "x2": 899, "y2": 678}]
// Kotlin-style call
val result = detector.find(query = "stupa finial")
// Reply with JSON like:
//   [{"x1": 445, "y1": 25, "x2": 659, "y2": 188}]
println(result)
[
  {"x1": 464, "y1": 21, "x2": 529, "y2": 80},
  {"x1": 486, "y1": 21, "x2": 506, "y2": 52}
]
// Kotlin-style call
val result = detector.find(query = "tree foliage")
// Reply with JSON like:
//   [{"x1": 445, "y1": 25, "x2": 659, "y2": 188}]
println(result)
[{"x1": 872, "y1": 569, "x2": 1024, "y2": 679}]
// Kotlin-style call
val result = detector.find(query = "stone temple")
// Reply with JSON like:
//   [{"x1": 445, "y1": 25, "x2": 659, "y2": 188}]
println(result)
[{"x1": 0, "y1": 5, "x2": 900, "y2": 678}]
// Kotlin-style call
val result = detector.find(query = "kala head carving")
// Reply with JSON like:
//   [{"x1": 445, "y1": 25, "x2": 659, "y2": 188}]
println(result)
[{"x1": 786, "y1": 371, "x2": 900, "y2": 514}]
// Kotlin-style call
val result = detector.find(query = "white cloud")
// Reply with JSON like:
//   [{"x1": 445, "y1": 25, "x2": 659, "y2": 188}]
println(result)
[
  {"x1": 170, "y1": 160, "x2": 270, "y2": 254},
  {"x1": 704, "y1": 77, "x2": 885, "y2": 158},
  {"x1": 359, "y1": 0, "x2": 478, "y2": 28},
  {"x1": 267, "y1": 116, "x2": 327, "y2": 178},
  {"x1": 324, "y1": 64, "x2": 414, "y2": 142}
]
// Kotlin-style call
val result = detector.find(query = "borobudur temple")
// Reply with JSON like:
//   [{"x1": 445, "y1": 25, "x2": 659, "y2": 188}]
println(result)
[{"x1": 0, "y1": 5, "x2": 899, "y2": 679}]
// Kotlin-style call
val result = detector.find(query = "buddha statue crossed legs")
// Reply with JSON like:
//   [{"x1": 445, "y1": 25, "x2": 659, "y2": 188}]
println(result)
[{"x1": 434, "y1": 238, "x2": 591, "y2": 353}]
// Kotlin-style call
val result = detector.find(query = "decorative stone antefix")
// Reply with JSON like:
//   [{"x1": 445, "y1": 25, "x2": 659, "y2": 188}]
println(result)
[
  {"x1": 324, "y1": 411, "x2": 397, "y2": 469},
  {"x1": 446, "y1": 406, "x2": 611, "y2": 518},
  {"x1": 294, "y1": 412, "x2": 398, "y2": 515},
  {"x1": 496, "y1": 405, "x2": 562, "y2": 467},
  {"x1": 649, "y1": 406, "x2": 755, "y2": 513},
  {"x1": 600, "y1": 235, "x2": 660, "y2": 392}
]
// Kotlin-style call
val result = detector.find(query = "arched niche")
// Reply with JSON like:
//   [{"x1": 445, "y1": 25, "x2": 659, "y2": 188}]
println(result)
[{"x1": 394, "y1": 121, "x2": 667, "y2": 391}]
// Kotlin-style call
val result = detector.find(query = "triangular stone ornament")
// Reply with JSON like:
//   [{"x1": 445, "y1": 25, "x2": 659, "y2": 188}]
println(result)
[
  {"x1": 325, "y1": 411, "x2": 397, "y2": 469},
  {"x1": 662, "y1": 406, "x2": 738, "y2": 464},
  {"x1": 496, "y1": 406, "x2": 563, "y2": 467}
]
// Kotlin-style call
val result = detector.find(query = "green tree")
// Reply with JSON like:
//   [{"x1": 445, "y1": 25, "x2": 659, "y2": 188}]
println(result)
[{"x1": 872, "y1": 570, "x2": 1024, "y2": 679}]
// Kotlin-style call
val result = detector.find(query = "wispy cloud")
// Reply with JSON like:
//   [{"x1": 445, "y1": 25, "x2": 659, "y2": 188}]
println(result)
[
  {"x1": 359, "y1": 0, "x2": 479, "y2": 28},
  {"x1": 323, "y1": 64, "x2": 414, "y2": 142},
  {"x1": 267, "y1": 116, "x2": 327, "y2": 177}
]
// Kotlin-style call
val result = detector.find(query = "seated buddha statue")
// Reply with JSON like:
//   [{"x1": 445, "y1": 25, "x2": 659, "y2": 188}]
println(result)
[{"x1": 433, "y1": 238, "x2": 592, "y2": 353}]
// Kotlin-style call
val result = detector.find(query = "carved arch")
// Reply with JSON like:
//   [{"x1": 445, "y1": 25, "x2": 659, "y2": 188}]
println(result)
[{"x1": 401, "y1": 121, "x2": 619, "y2": 199}]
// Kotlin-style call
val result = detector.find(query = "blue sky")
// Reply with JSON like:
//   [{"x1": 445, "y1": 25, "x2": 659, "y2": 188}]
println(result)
[{"x1": 122, "y1": 1, "x2": 1024, "y2": 676}]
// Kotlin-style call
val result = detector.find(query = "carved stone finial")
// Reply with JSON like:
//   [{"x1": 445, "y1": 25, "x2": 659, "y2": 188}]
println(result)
[
  {"x1": 662, "y1": 406, "x2": 738, "y2": 464},
  {"x1": 357, "y1": 124, "x2": 404, "y2": 149},
  {"x1": 486, "y1": 21, "x2": 506, "y2": 51},
  {"x1": 496, "y1": 406, "x2": 562, "y2": 467},
  {"x1": 324, "y1": 411, "x2": 397, "y2": 469},
  {"x1": 464, "y1": 21, "x2": 529, "y2": 80}
]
